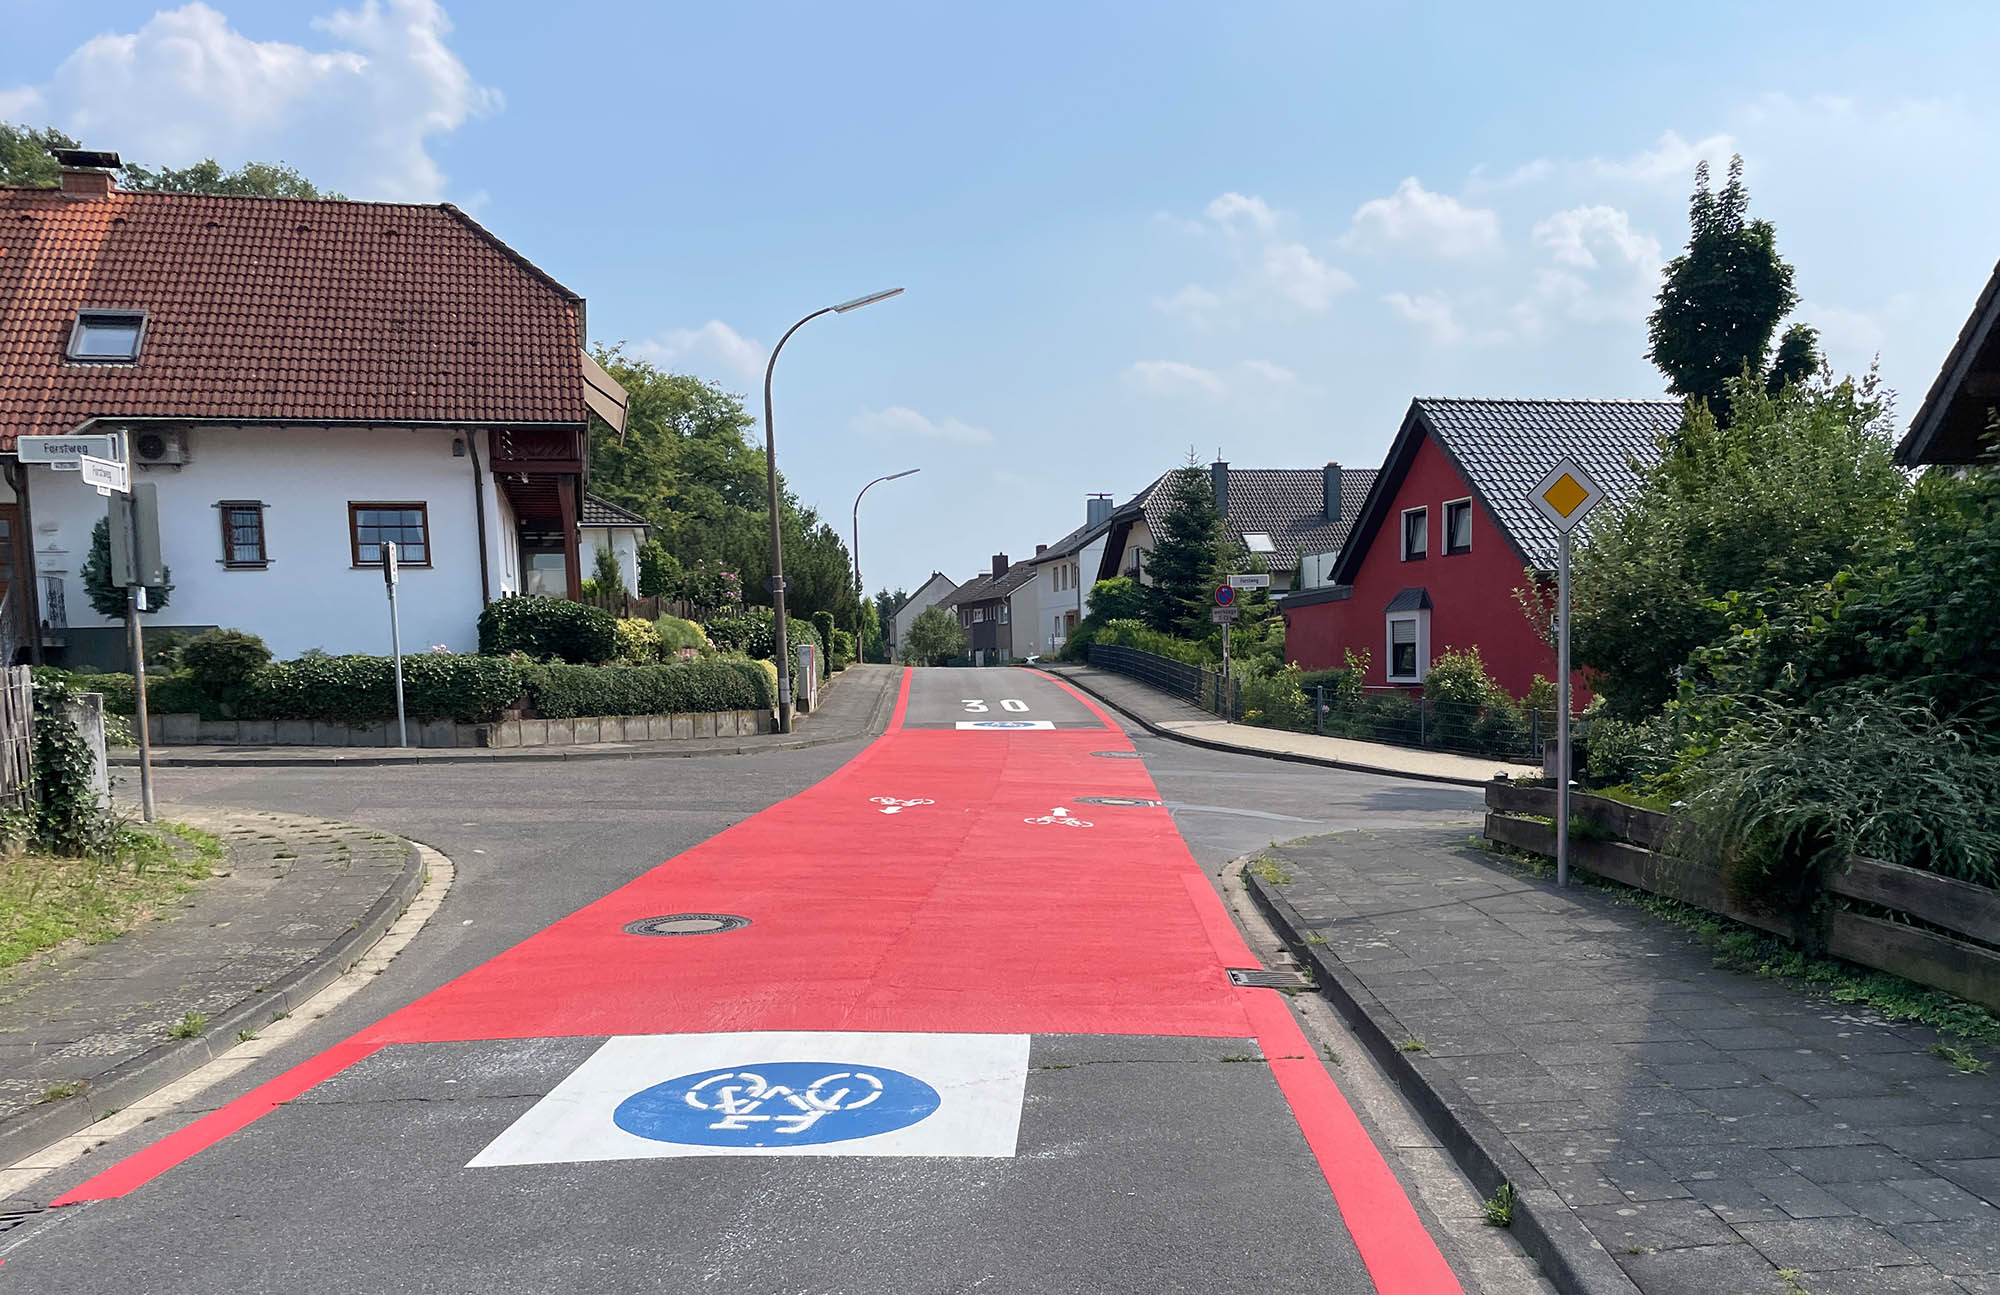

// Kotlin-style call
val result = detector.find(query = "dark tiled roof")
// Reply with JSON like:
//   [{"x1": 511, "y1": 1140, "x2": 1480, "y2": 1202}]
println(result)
[
  {"x1": 1024, "y1": 515, "x2": 1113, "y2": 564},
  {"x1": 1384, "y1": 587, "x2": 1431, "y2": 612},
  {"x1": 580, "y1": 494, "x2": 651, "y2": 528},
  {"x1": 1414, "y1": 398, "x2": 1679, "y2": 570},
  {"x1": 1900, "y1": 258, "x2": 2000, "y2": 466},
  {"x1": 941, "y1": 561, "x2": 1035, "y2": 606},
  {"x1": 0, "y1": 186, "x2": 592, "y2": 449},
  {"x1": 1132, "y1": 467, "x2": 1379, "y2": 570}
]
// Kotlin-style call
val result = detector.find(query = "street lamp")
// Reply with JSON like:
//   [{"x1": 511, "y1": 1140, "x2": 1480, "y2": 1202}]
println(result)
[
  {"x1": 763, "y1": 287, "x2": 905, "y2": 733},
  {"x1": 852, "y1": 468, "x2": 920, "y2": 664}
]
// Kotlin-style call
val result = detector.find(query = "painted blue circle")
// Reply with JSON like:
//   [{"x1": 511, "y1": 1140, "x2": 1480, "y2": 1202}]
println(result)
[
  {"x1": 1215, "y1": 585, "x2": 1236, "y2": 606},
  {"x1": 613, "y1": 1062, "x2": 942, "y2": 1147}
]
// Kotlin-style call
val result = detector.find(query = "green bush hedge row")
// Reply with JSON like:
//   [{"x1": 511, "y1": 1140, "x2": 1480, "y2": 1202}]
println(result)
[
  {"x1": 247, "y1": 655, "x2": 524, "y2": 724},
  {"x1": 520, "y1": 658, "x2": 773, "y2": 719},
  {"x1": 477, "y1": 596, "x2": 618, "y2": 663}
]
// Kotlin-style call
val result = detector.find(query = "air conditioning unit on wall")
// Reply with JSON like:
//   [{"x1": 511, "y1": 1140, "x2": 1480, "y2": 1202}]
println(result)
[{"x1": 133, "y1": 428, "x2": 190, "y2": 467}]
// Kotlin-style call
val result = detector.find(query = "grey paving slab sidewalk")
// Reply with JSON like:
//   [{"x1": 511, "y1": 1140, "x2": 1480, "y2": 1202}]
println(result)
[
  {"x1": 0, "y1": 806, "x2": 419, "y2": 1169},
  {"x1": 1255, "y1": 827, "x2": 2000, "y2": 1295},
  {"x1": 1043, "y1": 662, "x2": 1538, "y2": 784},
  {"x1": 108, "y1": 663, "x2": 902, "y2": 767}
]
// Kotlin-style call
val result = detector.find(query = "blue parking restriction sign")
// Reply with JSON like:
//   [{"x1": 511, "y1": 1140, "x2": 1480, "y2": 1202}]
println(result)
[
  {"x1": 1214, "y1": 585, "x2": 1236, "y2": 607},
  {"x1": 613, "y1": 1062, "x2": 942, "y2": 1148}
]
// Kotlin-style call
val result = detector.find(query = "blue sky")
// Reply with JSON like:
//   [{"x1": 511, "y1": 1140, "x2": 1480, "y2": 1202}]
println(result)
[{"x1": 6, "y1": 1, "x2": 1997, "y2": 597}]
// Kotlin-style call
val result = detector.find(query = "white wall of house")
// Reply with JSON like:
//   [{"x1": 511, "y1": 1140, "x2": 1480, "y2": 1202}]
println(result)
[
  {"x1": 891, "y1": 574, "x2": 956, "y2": 661},
  {"x1": 23, "y1": 424, "x2": 501, "y2": 662},
  {"x1": 1106, "y1": 520, "x2": 1155, "y2": 586},
  {"x1": 1022, "y1": 533, "x2": 1108, "y2": 656},
  {"x1": 579, "y1": 525, "x2": 644, "y2": 594}
]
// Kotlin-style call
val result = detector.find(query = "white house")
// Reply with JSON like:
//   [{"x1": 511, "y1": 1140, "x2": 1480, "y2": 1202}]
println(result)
[
  {"x1": 888, "y1": 571, "x2": 956, "y2": 662},
  {"x1": 0, "y1": 151, "x2": 626, "y2": 668},
  {"x1": 578, "y1": 495, "x2": 653, "y2": 596},
  {"x1": 1016, "y1": 495, "x2": 1114, "y2": 658}
]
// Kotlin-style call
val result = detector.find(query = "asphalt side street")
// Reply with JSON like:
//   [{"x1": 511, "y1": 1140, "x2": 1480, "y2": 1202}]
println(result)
[{"x1": 0, "y1": 665, "x2": 1534, "y2": 1294}]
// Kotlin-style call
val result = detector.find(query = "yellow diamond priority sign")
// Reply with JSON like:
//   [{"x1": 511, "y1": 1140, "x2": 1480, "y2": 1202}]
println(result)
[{"x1": 1530, "y1": 459, "x2": 1605, "y2": 533}]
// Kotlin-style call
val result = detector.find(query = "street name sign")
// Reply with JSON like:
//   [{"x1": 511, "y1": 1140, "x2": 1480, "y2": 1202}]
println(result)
[
  {"x1": 1226, "y1": 573, "x2": 1271, "y2": 589},
  {"x1": 1529, "y1": 459, "x2": 1606, "y2": 533},
  {"x1": 19, "y1": 434, "x2": 118, "y2": 471},
  {"x1": 80, "y1": 454, "x2": 129, "y2": 495}
]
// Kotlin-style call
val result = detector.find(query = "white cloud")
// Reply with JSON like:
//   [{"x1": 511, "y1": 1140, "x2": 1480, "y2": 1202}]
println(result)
[
  {"x1": 1126, "y1": 360, "x2": 1226, "y2": 398},
  {"x1": 0, "y1": 86, "x2": 44, "y2": 119},
  {"x1": 1511, "y1": 205, "x2": 1663, "y2": 335},
  {"x1": 1239, "y1": 359, "x2": 1298, "y2": 386},
  {"x1": 1344, "y1": 178, "x2": 1501, "y2": 259},
  {"x1": 850, "y1": 406, "x2": 991, "y2": 446},
  {"x1": 1532, "y1": 205, "x2": 1660, "y2": 272},
  {"x1": 4, "y1": 0, "x2": 498, "y2": 201},
  {"x1": 1204, "y1": 191, "x2": 1277, "y2": 233},
  {"x1": 1381, "y1": 292, "x2": 1466, "y2": 345},
  {"x1": 1590, "y1": 130, "x2": 1735, "y2": 185},
  {"x1": 1261, "y1": 242, "x2": 1355, "y2": 312},
  {"x1": 633, "y1": 320, "x2": 766, "y2": 382},
  {"x1": 1154, "y1": 283, "x2": 1226, "y2": 324}
]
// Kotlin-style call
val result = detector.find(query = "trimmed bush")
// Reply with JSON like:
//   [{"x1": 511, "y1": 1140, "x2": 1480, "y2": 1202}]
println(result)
[
  {"x1": 245, "y1": 654, "x2": 524, "y2": 724},
  {"x1": 654, "y1": 614, "x2": 710, "y2": 656},
  {"x1": 703, "y1": 607, "x2": 824, "y2": 677},
  {"x1": 811, "y1": 612, "x2": 837, "y2": 674},
  {"x1": 180, "y1": 629, "x2": 272, "y2": 703},
  {"x1": 477, "y1": 596, "x2": 618, "y2": 664},
  {"x1": 830, "y1": 628, "x2": 855, "y2": 670},
  {"x1": 519, "y1": 659, "x2": 774, "y2": 719},
  {"x1": 614, "y1": 617, "x2": 663, "y2": 664},
  {"x1": 1091, "y1": 619, "x2": 1214, "y2": 666},
  {"x1": 150, "y1": 672, "x2": 223, "y2": 720}
]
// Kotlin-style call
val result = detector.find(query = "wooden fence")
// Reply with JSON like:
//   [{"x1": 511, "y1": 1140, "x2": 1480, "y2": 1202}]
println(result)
[
  {"x1": 0, "y1": 666, "x2": 32, "y2": 810},
  {"x1": 1484, "y1": 782, "x2": 2000, "y2": 1012}
]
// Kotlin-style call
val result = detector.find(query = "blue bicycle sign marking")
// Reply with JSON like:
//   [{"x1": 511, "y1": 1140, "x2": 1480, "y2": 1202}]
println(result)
[{"x1": 613, "y1": 1062, "x2": 942, "y2": 1147}]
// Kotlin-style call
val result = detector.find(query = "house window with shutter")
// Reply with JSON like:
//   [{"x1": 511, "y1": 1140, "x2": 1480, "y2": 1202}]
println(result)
[{"x1": 218, "y1": 501, "x2": 269, "y2": 568}]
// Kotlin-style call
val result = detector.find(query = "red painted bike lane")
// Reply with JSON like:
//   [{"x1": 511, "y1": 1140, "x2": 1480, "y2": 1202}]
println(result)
[{"x1": 57, "y1": 668, "x2": 1460, "y2": 1293}]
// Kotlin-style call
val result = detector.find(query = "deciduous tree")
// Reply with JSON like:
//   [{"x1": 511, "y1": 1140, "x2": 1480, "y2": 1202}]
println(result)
[{"x1": 903, "y1": 604, "x2": 965, "y2": 666}]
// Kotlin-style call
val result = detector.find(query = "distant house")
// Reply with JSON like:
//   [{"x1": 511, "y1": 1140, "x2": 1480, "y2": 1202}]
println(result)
[
  {"x1": 1094, "y1": 460, "x2": 1376, "y2": 594},
  {"x1": 939, "y1": 554, "x2": 1036, "y2": 665},
  {"x1": 1283, "y1": 398, "x2": 1680, "y2": 698},
  {"x1": 1899, "y1": 257, "x2": 2000, "y2": 467},
  {"x1": 1016, "y1": 495, "x2": 1115, "y2": 658},
  {"x1": 887, "y1": 571, "x2": 956, "y2": 662},
  {"x1": 0, "y1": 150, "x2": 626, "y2": 667},
  {"x1": 578, "y1": 495, "x2": 653, "y2": 597}
]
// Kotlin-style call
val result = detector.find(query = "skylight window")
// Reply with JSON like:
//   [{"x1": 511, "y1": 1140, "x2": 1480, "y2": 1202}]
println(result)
[
  {"x1": 68, "y1": 310, "x2": 146, "y2": 362},
  {"x1": 1243, "y1": 532, "x2": 1276, "y2": 553}
]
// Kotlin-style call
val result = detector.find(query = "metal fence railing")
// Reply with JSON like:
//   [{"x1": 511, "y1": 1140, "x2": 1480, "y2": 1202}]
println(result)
[{"x1": 1088, "y1": 644, "x2": 1240, "y2": 719}]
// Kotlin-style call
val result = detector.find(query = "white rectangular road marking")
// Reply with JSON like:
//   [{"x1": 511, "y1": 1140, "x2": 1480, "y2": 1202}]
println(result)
[
  {"x1": 469, "y1": 1031, "x2": 1030, "y2": 1166},
  {"x1": 954, "y1": 720, "x2": 1056, "y2": 730}
]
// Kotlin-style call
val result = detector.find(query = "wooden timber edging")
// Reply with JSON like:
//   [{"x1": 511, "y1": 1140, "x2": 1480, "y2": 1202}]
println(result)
[{"x1": 1483, "y1": 783, "x2": 2000, "y2": 1013}]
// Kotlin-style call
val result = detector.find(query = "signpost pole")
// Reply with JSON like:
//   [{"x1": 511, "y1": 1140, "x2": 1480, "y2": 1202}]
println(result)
[
  {"x1": 1556, "y1": 530, "x2": 1572, "y2": 888},
  {"x1": 120, "y1": 489, "x2": 155, "y2": 823},
  {"x1": 384, "y1": 542, "x2": 407, "y2": 747}
]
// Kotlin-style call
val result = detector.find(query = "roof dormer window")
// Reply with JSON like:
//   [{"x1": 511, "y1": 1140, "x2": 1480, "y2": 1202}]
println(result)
[
  {"x1": 68, "y1": 310, "x2": 146, "y2": 362},
  {"x1": 1243, "y1": 532, "x2": 1276, "y2": 554}
]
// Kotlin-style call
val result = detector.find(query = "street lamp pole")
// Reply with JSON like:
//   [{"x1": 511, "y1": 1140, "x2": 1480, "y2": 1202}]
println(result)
[
  {"x1": 852, "y1": 468, "x2": 920, "y2": 664},
  {"x1": 763, "y1": 287, "x2": 904, "y2": 733}
]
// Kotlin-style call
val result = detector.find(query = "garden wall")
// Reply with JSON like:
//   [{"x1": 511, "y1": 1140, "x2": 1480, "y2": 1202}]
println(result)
[{"x1": 145, "y1": 708, "x2": 775, "y2": 749}]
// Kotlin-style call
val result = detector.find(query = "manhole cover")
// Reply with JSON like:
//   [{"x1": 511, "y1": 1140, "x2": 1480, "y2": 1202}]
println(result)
[
  {"x1": 1090, "y1": 751, "x2": 1141, "y2": 759},
  {"x1": 1227, "y1": 967, "x2": 1311, "y2": 989},
  {"x1": 1074, "y1": 796, "x2": 1161, "y2": 808},
  {"x1": 623, "y1": 914, "x2": 751, "y2": 937}
]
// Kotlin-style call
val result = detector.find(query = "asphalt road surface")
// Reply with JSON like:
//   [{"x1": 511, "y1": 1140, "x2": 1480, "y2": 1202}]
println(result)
[{"x1": 5, "y1": 667, "x2": 1488, "y2": 1294}]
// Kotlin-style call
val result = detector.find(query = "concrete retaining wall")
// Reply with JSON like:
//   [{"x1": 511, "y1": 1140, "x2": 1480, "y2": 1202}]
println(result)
[{"x1": 145, "y1": 708, "x2": 777, "y2": 749}]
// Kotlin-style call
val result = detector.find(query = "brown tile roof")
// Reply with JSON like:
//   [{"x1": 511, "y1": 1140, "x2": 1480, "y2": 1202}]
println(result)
[
  {"x1": 0, "y1": 186, "x2": 592, "y2": 450},
  {"x1": 580, "y1": 494, "x2": 652, "y2": 528}
]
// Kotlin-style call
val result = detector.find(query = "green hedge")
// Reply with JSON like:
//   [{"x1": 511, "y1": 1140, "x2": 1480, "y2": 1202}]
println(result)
[
  {"x1": 519, "y1": 658, "x2": 774, "y2": 719},
  {"x1": 477, "y1": 595, "x2": 618, "y2": 663},
  {"x1": 243, "y1": 654, "x2": 525, "y2": 724}
]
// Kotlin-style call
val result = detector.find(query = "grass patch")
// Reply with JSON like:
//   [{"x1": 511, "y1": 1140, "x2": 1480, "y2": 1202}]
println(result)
[
  {"x1": 1586, "y1": 784, "x2": 1674, "y2": 813},
  {"x1": 1481, "y1": 1182, "x2": 1518, "y2": 1227},
  {"x1": 1400, "y1": 1037, "x2": 1428, "y2": 1053},
  {"x1": 1250, "y1": 858, "x2": 1293, "y2": 886},
  {"x1": 38, "y1": 1079, "x2": 83, "y2": 1103},
  {"x1": 235, "y1": 1028, "x2": 260, "y2": 1044},
  {"x1": 1930, "y1": 1042, "x2": 1991, "y2": 1074},
  {"x1": 0, "y1": 821, "x2": 221, "y2": 972},
  {"x1": 166, "y1": 1010, "x2": 207, "y2": 1040}
]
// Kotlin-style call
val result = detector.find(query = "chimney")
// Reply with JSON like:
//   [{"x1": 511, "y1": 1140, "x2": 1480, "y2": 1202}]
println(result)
[
  {"x1": 1211, "y1": 460, "x2": 1229, "y2": 516},
  {"x1": 1086, "y1": 493, "x2": 1113, "y2": 527},
  {"x1": 1035, "y1": 543, "x2": 1048, "y2": 555},
  {"x1": 1323, "y1": 462, "x2": 1343, "y2": 523},
  {"x1": 991, "y1": 553, "x2": 1009, "y2": 577},
  {"x1": 51, "y1": 148, "x2": 121, "y2": 199}
]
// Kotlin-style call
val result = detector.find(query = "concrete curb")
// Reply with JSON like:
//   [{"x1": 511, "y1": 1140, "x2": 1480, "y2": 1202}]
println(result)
[
  {"x1": 1047, "y1": 667, "x2": 1499, "y2": 789},
  {"x1": 1243, "y1": 868, "x2": 1644, "y2": 1295},
  {"x1": 0, "y1": 827, "x2": 432, "y2": 1173}
]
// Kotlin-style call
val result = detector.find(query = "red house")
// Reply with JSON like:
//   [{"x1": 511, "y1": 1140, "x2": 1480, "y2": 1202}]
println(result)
[{"x1": 1283, "y1": 398, "x2": 1680, "y2": 699}]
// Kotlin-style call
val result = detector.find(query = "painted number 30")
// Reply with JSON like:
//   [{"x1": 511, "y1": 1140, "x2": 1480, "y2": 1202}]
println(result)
[{"x1": 962, "y1": 700, "x2": 1030, "y2": 713}]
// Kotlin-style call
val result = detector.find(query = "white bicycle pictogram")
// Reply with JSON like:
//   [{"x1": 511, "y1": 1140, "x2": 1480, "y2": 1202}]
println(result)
[
  {"x1": 683, "y1": 1069, "x2": 885, "y2": 1135},
  {"x1": 1024, "y1": 806, "x2": 1093, "y2": 828},
  {"x1": 870, "y1": 797, "x2": 936, "y2": 815}
]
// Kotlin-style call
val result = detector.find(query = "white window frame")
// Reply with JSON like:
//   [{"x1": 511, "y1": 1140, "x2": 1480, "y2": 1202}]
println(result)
[
  {"x1": 1386, "y1": 611, "x2": 1430, "y2": 683},
  {"x1": 999, "y1": 601, "x2": 1010, "y2": 624},
  {"x1": 1400, "y1": 507, "x2": 1428, "y2": 561},
  {"x1": 1443, "y1": 498, "x2": 1473, "y2": 556},
  {"x1": 971, "y1": 606, "x2": 984, "y2": 623}
]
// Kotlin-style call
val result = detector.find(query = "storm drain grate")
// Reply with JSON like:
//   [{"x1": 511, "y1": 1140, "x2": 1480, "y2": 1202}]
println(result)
[
  {"x1": 1227, "y1": 967, "x2": 1311, "y2": 990},
  {"x1": 1090, "y1": 751, "x2": 1141, "y2": 759},
  {"x1": 1074, "y1": 796, "x2": 1161, "y2": 808},
  {"x1": 623, "y1": 914, "x2": 751, "y2": 937},
  {"x1": 0, "y1": 1207, "x2": 46, "y2": 1234}
]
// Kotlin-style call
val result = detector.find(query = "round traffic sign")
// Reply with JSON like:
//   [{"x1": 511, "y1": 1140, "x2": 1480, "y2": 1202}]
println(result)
[{"x1": 1214, "y1": 585, "x2": 1236, "y2": 607}]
